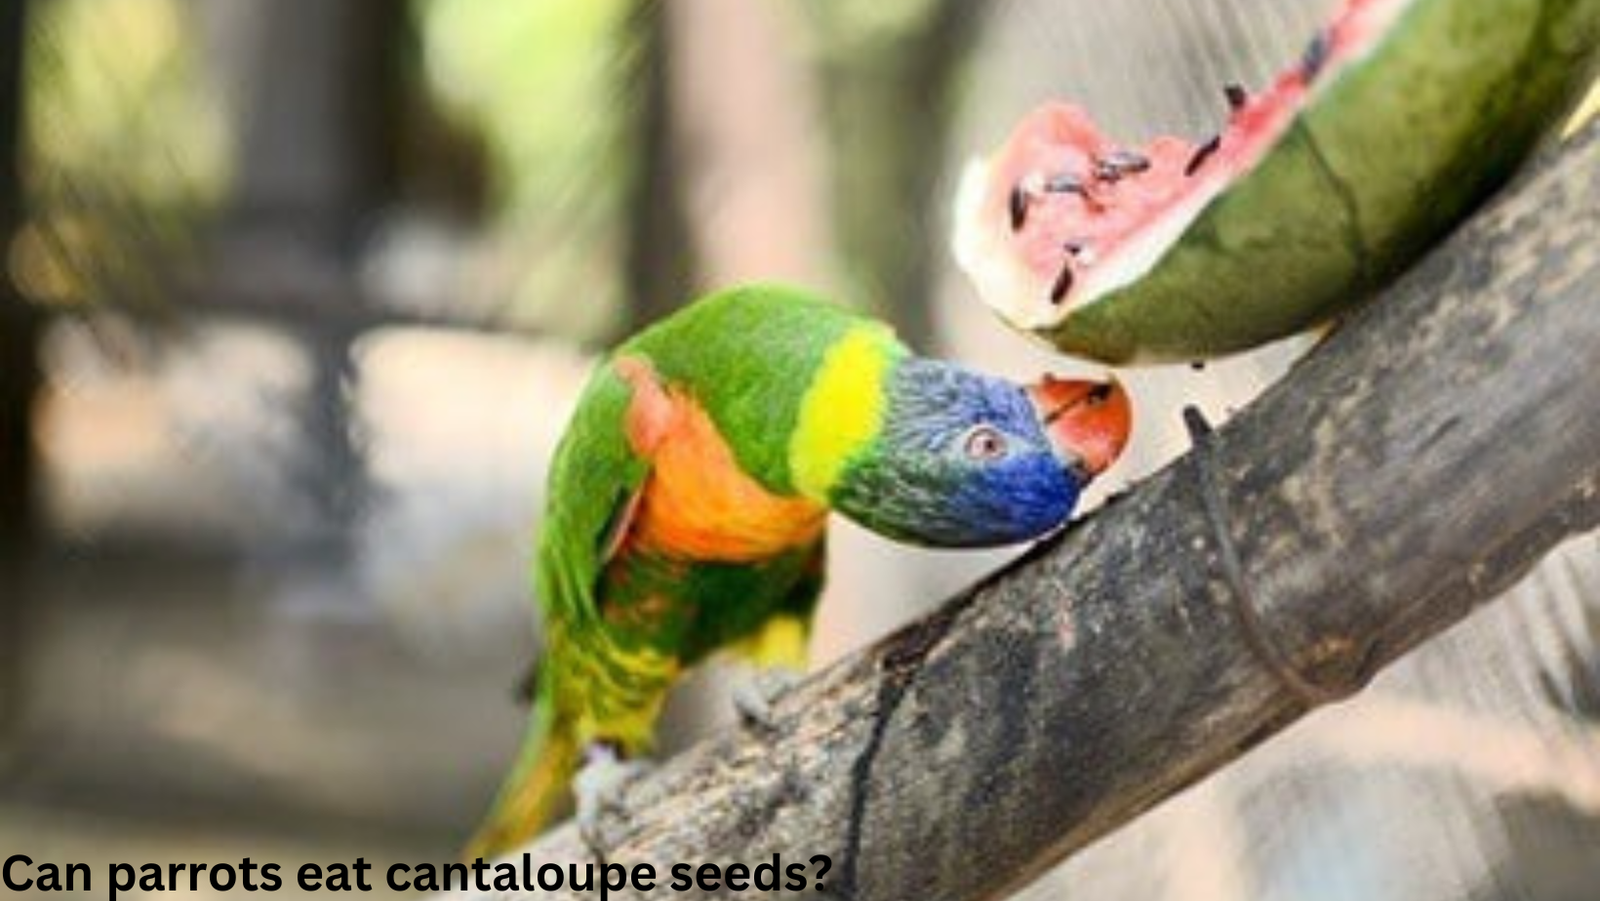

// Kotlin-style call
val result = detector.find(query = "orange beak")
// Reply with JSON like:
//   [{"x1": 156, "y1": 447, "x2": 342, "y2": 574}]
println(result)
[{"x1": 1027, "y1": 374, "x2": 1132, "y2": 480}]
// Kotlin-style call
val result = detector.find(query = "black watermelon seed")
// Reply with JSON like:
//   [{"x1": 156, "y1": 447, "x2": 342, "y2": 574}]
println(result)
[
  {"x1": 1043, "y1": 173, "x2": 1087, "y2": 195},
  {"x1": 1302, "y1": 31, "x2": 1331, "y2": 80},
  {"x1": 1049, "y1": 261, "x2": 1075, "y2": 304},
  {"x1": 1185, "y1": 135, "x2": 1222, "y2": 176}
]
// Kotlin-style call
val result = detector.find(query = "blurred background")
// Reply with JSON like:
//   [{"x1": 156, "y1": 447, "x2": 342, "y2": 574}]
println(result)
[{"x1": 0, "y1": 0, "x2": 1596, "y2": 898}]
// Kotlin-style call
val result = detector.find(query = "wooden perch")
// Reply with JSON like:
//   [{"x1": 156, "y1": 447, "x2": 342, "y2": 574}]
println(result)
[{"x1": 462, "y1": 121, "x2": 1600, "y2": 900}]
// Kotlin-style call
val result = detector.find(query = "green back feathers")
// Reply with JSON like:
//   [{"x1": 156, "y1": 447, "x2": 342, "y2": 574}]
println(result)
[
  {"x1": 621, "y1": 284, "x2": 904, "y2": 495},
  {"x1": 534, "y1": 363, "x2": 646, "y2": 625}
]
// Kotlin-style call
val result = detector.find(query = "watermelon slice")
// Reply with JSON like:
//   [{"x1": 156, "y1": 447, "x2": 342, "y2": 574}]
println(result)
[{"x1": 952, "y1": 0, "x2": 1600, "y2": 364}]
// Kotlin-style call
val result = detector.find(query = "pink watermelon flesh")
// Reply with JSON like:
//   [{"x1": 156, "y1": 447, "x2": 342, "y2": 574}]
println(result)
[{"x1": 957, "y1": 0, "x2": 1401, "y2": 325}]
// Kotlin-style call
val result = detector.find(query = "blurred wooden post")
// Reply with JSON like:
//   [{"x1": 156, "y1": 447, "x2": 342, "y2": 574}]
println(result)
[
  {"x1": 812, "y1": 0, "x2": 993, "y2": 347},
  {"x1": 0, "y1": 0, "x2": 32, "y2": 757},
  {"x1": 622, "y1": 0, "x2": 696, "y2": 330},
  {"x1": 657, "y1": 0, "x2": 830, "y2": 298},
  {"x1": 199, "y1": 0, "x2": 407, "y2": 559},
  {"x1": 0, "y1": 0, "x2": 31, "y2": 548},
  {"x1": 203, "y1": 0, "x2": 402, "y2": 243}
]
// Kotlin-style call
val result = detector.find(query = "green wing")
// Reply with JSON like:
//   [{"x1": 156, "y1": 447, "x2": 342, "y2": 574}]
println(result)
[{"x1": 535, "y1": 359, "x2": 649, "y2": 628}]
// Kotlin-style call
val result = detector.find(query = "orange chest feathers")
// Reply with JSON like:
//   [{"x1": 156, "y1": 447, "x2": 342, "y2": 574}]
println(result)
[{"x1": 616, "y1": 358, "x2": 826, "y2": 563}]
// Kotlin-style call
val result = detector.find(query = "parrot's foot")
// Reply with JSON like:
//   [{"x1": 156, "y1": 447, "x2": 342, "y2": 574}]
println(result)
[
  {"x1": 733, "y1": 668, "x2": 804, "y2": 735},
  {"x1": 574, "y1": 743, "x2": 652, "y2": 861}
]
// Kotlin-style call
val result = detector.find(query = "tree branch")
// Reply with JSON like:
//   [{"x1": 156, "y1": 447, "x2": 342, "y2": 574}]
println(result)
[{"x1": 465, "y1": 120, "x2": 1600, "y2": 901}]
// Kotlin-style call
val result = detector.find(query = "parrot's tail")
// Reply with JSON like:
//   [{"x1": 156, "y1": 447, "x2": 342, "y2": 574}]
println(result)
[{"x1": 463, "y1": 691, "x2": 582, "y2": 863}]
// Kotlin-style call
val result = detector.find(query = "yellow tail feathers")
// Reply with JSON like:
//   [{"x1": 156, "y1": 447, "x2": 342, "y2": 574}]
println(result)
[{"x1": 463, "y1": 699, "x2": 582, "y2": 863}]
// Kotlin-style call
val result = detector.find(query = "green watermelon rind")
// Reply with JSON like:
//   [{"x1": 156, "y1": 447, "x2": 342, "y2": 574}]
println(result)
[{"x1": 1038, "y1": 0, "x2": 1600, "y2": 364}]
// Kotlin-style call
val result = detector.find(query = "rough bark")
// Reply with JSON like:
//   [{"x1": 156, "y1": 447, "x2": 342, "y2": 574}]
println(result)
[{"x1": 461, "y1": 122, "x2": 1600, "y2": 901}]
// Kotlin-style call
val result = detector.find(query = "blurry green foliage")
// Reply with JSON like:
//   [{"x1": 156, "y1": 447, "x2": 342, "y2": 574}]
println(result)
[
  {"x1": 18, "y1": 0, "x2": 222, "y2": 309},
  {"x1": 26, "y1": 0, "x2": 224, "y2": 203},
  {"x1": 9, "y1": 0, "x2": 969, "y2": 337},
  {"x1": 801, "y1": 0, "x2": 945, "y2": 58},
  {"x1": 15, "y1": 0, "x2": 636, "y2": 336},
  {"x1": 416, "y1": 0, "x2": 635, "y2": 339}
]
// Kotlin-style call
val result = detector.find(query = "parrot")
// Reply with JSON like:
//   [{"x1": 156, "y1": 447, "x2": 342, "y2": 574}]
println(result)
[{"x1": 466, "y1": 284, "x2": 1131, "y2": 859}]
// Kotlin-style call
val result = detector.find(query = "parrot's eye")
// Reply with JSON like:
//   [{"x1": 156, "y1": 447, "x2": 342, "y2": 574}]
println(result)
[{"x1": 962, "y1": 424, "x2": 1008, "y2": 461}]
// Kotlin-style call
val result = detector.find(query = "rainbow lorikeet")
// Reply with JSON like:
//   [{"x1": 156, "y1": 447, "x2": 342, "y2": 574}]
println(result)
[{"x1": 467, "y1": 284, "x2": 1131, "y2": 858}]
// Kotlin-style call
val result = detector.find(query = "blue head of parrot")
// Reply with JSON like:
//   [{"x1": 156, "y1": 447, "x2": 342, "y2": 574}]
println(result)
[{"x1": 831, "y1": 359, "x2": 1131, "y2": 547}]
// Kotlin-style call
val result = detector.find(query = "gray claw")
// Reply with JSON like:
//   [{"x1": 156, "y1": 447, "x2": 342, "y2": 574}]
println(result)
[
  {"x1": 575, "y1": 743, "x2": 652, "y2": 858},
  {"x1": 733, "y1": 668, "x2": 803, "y2": 734}
]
